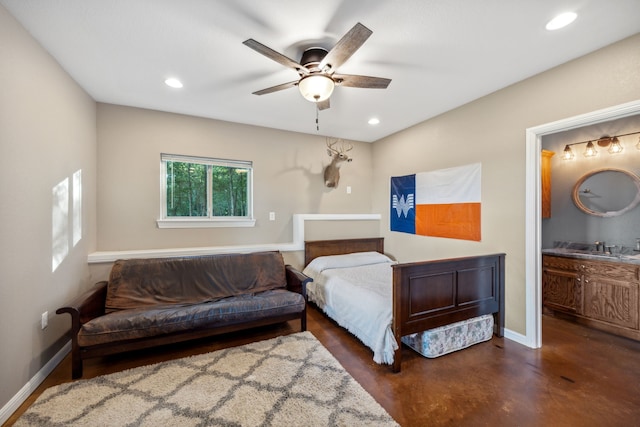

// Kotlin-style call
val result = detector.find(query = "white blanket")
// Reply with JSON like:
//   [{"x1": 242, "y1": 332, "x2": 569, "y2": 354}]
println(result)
[{"x1": 303, "y1": 252, "x2": 399, "y2": 364}]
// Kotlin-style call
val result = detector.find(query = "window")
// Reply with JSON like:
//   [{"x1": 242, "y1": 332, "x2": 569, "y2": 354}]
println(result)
[{"x1": 158, "y1": 153, "x2": 254, "y2": 228}]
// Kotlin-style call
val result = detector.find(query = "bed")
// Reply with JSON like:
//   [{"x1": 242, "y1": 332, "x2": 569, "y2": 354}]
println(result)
[{"x1": 303, "y1": 238, "x2": 505, "y2": 372}]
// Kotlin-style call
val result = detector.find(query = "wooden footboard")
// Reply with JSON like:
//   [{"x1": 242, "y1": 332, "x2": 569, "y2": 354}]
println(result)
[{"x1": 391, "y1": 253, "x2": 505, "y2": 372}]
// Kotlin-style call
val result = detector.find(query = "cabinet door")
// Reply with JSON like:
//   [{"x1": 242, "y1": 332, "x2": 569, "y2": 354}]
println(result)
[
  {"x1": 541, "y1": 150, "x2": 555, "y2": 218},
  {"x1": 583, "y1": 276, "x2": 639, "y2": 329},
  {"x1": 543, "y1": 266, "x2": 581, "y2": 314}
]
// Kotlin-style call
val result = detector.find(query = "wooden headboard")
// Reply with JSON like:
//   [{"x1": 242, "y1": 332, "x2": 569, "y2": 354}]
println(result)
[{"x1": 304, "y1": 238, "x2": 384, "y2": 266}]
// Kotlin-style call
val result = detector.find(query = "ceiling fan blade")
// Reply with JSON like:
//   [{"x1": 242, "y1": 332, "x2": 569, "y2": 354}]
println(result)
[
  {"x1": 317, "y1": 98, "x2": 330, "y2": 110},
  {"x1": 319, "y1": 22, "x2": 372, "y2": 72},
  {"x1": 243, "y1": 39, "x2": 309, "y2": 74},
  {"x1": 333, "y1": 74, "x2": 391, "y2": 89},
  {"x1": 252, "y1": 80, "x2": 298, "y2": 96}
]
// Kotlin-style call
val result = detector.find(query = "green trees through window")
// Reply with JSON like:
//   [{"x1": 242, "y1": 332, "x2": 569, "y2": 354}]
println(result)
[
  {"x1": 166, "y1": 161, "x2": 207, "y2": 216},
  {"x1": 163, "y1": 154, "x2": 251, "y2": 219},
  {"x1": 211, "y1": 166, "x2": 249, "y2": 217}
]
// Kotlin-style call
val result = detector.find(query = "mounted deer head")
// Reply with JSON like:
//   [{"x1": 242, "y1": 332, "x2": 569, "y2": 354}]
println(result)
[{"x1": 323, "y1": 138, "x2": 353, "y2": 188}]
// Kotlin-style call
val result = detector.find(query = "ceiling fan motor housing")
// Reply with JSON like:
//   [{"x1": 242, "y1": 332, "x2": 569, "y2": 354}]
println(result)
[{"x1": 300, "y1": 47, "x2": 329, "y2": 73}]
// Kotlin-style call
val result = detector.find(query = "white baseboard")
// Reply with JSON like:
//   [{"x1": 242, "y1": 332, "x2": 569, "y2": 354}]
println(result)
[
  {"x1": 503, "y1": 327, "x2": 532, "y2": 348},
  {"x1": 0, "y1": 341, "x2": 71, "y2": 425}
]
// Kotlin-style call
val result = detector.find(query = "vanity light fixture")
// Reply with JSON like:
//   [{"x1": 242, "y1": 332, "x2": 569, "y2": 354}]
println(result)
[
  {"x1": 561, "y1": 131, "x2": 640, "y2": 160},
  {"x1": 562, "y1": 144, "x2": 575, "y2": 160},
  {"x1": 583, "y1": 141, "x2": 597, "y2": 157},
  {"x1": 607, "y1": 136, "x2": 623, "y2": 154}
]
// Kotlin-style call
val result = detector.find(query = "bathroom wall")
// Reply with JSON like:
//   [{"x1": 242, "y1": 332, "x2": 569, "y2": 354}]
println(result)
[{"x1": 541, "y1": 115, "x2": 640, "y2": 250}]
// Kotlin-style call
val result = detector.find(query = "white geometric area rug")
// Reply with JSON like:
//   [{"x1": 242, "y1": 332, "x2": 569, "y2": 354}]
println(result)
[{"x1": 16, "y1": 331, "x2": 398, "y2": 426}]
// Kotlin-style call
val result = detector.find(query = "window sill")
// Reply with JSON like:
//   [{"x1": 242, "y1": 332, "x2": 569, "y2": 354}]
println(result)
[{"x1": 156, "y1": 218, "x2": 256, "y2": 229}]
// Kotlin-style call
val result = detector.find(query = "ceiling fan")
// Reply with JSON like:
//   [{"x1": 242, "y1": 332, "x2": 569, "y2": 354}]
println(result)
[{"x1": 243, "y1": 22, "x2": 391, "y2": 110}]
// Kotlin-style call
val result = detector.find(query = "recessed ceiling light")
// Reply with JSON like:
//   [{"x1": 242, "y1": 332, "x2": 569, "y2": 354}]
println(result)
[
  {"x1": 546, "y1": 12, "x2": 577, "y2": 31},
  {"x1": 368, "y1": 117, "x2": 380, "y2": 125},
  {"x1": 164, "y1": 78, "x2": 183, "y2": 88}
]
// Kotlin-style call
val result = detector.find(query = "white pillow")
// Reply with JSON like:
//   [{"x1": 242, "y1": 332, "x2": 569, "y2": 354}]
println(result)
[{"x1": 303, "y1": 251, "x2": 393, "y2": 278}]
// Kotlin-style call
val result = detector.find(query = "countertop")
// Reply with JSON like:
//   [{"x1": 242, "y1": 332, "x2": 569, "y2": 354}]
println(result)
[{"x1": 542, "y1": 247, "x2": 640, "y2": 266}]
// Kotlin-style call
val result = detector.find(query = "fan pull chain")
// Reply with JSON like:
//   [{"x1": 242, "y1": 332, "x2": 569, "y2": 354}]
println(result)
[{"x1": 316, "y1": 104, "x2": 320, "y2": 131}]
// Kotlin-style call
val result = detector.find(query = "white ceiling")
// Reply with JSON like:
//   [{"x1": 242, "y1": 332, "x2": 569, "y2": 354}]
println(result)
[{"x1": 3, "y1": 0, "x2": 640, "y2": 142}]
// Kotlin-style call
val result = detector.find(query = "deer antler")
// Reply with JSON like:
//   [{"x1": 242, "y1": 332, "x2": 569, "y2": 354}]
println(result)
[
  {"x1": 326, "y1": 137, "x2": 340, "y2": 156},
  {"x1": 326, "y1": 138, "x2": 352, "y2": 156}
]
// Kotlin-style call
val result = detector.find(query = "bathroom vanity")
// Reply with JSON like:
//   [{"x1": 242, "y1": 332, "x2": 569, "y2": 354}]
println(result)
[{"x1": 542, "y1": 249, "x2": 640, "y2": 341}]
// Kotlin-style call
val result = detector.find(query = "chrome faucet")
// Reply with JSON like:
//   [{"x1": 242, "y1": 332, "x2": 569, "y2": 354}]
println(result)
[{"x1": 594, "y1": 241, "x2": 604, "y2": 253}]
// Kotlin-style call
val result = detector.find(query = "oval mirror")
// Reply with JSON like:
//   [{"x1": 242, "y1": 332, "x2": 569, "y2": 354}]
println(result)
[{"x1": 572, "y1": 168, "x2": 640, "y2": 217}]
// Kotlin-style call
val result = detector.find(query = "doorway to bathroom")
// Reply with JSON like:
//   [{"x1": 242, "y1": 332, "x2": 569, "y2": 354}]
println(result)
[{"x1": 525, "y1": 99, "x2": 640, "y2": 348}]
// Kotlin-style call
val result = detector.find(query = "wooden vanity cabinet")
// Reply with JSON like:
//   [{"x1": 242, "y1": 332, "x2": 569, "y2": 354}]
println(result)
[
  {"x1": 543, "y1": 255, "x2": 640, "y2": 341},
  {"x1": 581, "y1": 261, "x2": 639, "y2": 330},
  {"x1": 542, "y1": 255, "x2": 582, "y2": 314}
]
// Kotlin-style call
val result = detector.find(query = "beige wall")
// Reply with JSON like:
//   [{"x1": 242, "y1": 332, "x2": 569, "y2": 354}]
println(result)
[
  {"x1": 96, "y1": 104, "x2": 374, "y2": 253},
  {"x1": 1, "y1": 0, "x2": 639, "y2": 417},
  {"x1": 0, "y1": 5, "x2": 96, "y2": 413},
  {"x1": 372, "y1": 33, "x2": 640, "y2": 335}
]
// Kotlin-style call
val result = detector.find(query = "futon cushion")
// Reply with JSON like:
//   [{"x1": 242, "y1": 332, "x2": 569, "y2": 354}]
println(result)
[
  {"x1": 105, "y1": 252, "x2": 287, "y2": 313},
  {"x1": 79, "y1": 289, "x2": 304, "y2": 346}
]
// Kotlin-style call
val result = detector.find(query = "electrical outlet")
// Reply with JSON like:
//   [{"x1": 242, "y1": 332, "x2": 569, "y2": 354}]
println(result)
[
  {"x1": 269, "y1": 212, "x2": 275, "y2": 221},
  {"x1": 41, "y1": 311, "x2": 48, "y2": 329},
  {"x1": 346, "y1": 186, "x2": 352, "y2": 194}
]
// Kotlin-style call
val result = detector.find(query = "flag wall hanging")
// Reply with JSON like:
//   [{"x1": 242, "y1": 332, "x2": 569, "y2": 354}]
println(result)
[{"x1": 390, "y1": 163, "x2": 481, "y2": 241}]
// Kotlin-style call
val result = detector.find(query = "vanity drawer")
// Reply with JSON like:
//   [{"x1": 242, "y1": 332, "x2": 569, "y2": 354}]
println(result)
[
  {"x1": 582, "y1": 260, "x2": 640, "y2": 282},
  {"x1": 542, "y1": 255, "x2": 581, "y2": 272}
]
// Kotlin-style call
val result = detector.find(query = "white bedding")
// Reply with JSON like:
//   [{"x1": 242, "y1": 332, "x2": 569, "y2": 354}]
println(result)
[{"x1": 303, "y1": 252, "x2": 399, "y2": 364}]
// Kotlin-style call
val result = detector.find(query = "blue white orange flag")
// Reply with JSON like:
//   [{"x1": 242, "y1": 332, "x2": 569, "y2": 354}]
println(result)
[{"x1": 390, "y1": 163, "x2": 481, "y2": 241}]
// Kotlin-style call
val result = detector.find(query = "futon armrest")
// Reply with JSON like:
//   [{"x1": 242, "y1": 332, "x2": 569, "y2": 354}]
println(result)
[
  {"x1": 285, "y1": 265, "x2": 311, "y2": 299},
  {"x1": 56, "y1": 281, "x2": 108, "y2": 330}
]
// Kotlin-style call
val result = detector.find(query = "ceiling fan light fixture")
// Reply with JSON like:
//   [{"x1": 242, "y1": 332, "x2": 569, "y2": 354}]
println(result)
[{"x1": 298, "y1": 74, "x2": 335, "y2": 102}]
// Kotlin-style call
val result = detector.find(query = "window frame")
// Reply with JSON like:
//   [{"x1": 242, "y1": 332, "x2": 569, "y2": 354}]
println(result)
[{"x1": 157, "y1": 153, "x2": 255, "y2": 229}]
